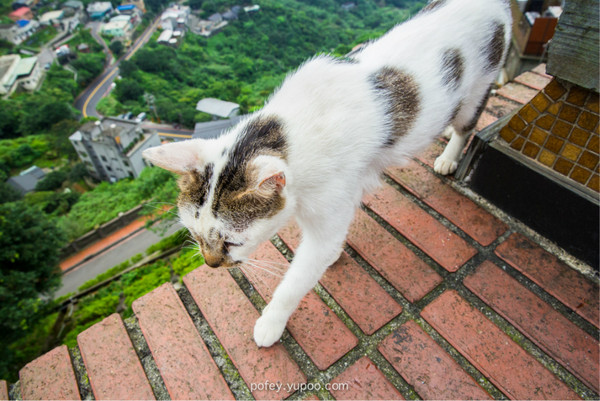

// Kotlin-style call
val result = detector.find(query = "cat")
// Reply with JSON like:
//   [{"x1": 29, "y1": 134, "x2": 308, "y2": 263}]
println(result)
[{"x1": 143, "y1": 0, "x2": 512, "y2": 347}]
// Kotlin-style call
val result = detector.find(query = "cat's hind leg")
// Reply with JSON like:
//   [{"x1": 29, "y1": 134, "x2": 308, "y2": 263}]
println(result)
[
  {"x1": 434, "y1": 85, "x2": 492, "y2": 175},
  {"x1": 434, "y1": 126, "x2": 467, "y2": 175}
]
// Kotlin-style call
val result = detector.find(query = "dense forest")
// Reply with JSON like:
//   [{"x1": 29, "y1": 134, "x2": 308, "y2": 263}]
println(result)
[{"x1": 0, "y1": 0, "x2": 426, "y2": 382}]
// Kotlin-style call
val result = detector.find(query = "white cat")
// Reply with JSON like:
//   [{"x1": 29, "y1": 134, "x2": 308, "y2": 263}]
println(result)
[{"x1": 143, "y1": 0, "x2": 512, "y2": 347}]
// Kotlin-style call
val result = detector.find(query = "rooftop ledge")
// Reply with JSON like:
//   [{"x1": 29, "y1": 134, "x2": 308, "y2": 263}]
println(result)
[{"x1": 3, "y1": 65, "x2": 599, "y2": 400}]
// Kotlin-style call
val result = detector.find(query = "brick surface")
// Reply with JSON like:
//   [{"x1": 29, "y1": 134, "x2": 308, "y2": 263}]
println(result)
[
  {"x1": 465, "y1": 261, "x2": 599, "y2": 392},
  {"x1": 0, "y1": 380, "x2": 7, "y2": 400},
  {"x1": 387, "y1": 162, "x2": 507, "y2": 246},
  {"x1": 364, "y1": 183, "x2": 477, "y2": 272},
  {"x1": 486, "y1": 95, "x2": 521, "y2": 118},
  {"x1": 416, "y1": 139, "x2": 447, "y2": 167},
  {"x1": 346, "y1": 209, "x2": 442, "y2": 302},
  {"x1": 514, "y1": 71, "x2": 553, "y2": 91},
  {"x1": 497, "y1": 82, "x2": 539, "y2": 105},
  {"x1": 421, "y1": 290, "x2": 580, "y2": 400},
  {"x1": 19, "y1": 345, "x2": 80, "y2": 400},
  {"x1": 77, "y1": 314, "x2": 155, "y2": 400},
  {"x1": 379, "y1": 321, "x2": 491, "y2": 400},
  {"x1": 245, "y1": 241, "x2": 358, "y2": 370},
  {"x1": 495, "y1": 233, "x2": 599, "y2": 328},
  {"x1": 329, "y1": 357, "x2": 404, "y2": 400},
  {"x1": 184, "y1": 266, "x2": 306, "y2": 400},
  {"x1": 132, "y1": 283, "x2": 233, "y2": 400},
  {"x1": 278, "y1": 221, "x2": 402, "y2": 335}
]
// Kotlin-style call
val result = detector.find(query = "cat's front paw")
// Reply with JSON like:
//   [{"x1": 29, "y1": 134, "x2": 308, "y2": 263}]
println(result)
[
  {"x1": 434, "y1": 156, "x2": 458, "y2": 175},
  {"x1": 254, "y1": 313, "x2": 286, "y2": 347}
]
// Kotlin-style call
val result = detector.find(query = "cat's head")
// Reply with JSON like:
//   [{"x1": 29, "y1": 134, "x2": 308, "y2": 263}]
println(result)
[{"x1": 143, "y1": 116, "x2": 293, "y2": 268}]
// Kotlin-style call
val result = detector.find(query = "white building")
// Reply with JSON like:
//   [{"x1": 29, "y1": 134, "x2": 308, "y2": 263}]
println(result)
[
  {"x1": 196, "y1": 98, "x2": 240, "y2": 119},
  {"x1": 0, "y1": 19, "x2": 40, "y2": 45},
  {"x1": 0, "y1": 54, "x2": 41, "y2": 96},
  {"x1": 69, "y1": 117, "x2": 161, "y2": 182}
]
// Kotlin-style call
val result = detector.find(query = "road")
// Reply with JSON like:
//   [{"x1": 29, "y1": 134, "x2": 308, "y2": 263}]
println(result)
[
  {"x1": 74, "y1": 18, "x2": 160, "y2": 119},
  {"x1": 56, "y1": 221, "x2": 183, "y2": 298}
]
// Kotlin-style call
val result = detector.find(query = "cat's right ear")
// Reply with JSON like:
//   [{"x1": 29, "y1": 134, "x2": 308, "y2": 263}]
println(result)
[{"x1": 143, "y1": 140, "x2": 204, "y2": 175}]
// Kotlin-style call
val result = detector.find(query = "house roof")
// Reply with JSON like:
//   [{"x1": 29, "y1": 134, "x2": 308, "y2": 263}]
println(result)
[
  {"x1": 39, "y1": 10, "x2": 64, "y2": 23},
  {"x1": 14, "y1": 56, "x2": 37, "y2": 77},
  {"x1": 195, "y1": 98, "x2": 239, "y2": 118},
  {"x1": 192, "y1": 115, "x2": 243, "y2": 139},
  {"x1": 7, "y1": 166, "x2": 45, "y2": 194},
  {"x1": 9, "y1": 7, "x2": 30, "y2": 17}
]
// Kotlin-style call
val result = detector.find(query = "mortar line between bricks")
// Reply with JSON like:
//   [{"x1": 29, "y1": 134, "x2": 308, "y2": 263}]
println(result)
[
  {"x1": 453, "y1": 283, "x2": 598, "y2": 399},
  {"x1": 176, "y1": 284, "x2": 255, "y2": 400},
  {"x1": 68, "y1": 345, "x2": 94, "y2": 400},
  {"x1": 122, "y1": 315, "x2": 170, "y2": 400}
]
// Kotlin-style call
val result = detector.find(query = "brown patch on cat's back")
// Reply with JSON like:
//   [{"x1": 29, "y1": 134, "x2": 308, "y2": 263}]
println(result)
[
  {"x1": 441, "y1": 48, "x2": 464, "y2": 91},
  {"x1": 485, "y1": 21, "x2": 506, "y2": 71},
  {"x1": 419, "y1": 0, "x2": 448, "y2": 14},
  {"x1": 177, "y1": 163, "x2": 214, "y2": 207},
  {"x1": 371, "y1": 67, "x2": 421, "y2": 146}
]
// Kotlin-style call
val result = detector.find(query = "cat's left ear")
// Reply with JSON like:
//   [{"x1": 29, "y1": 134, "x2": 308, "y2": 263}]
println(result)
[
  {"x1": 253, "y1": 155, "x2": 287, "y2": 196},
  {"x1": 143, "y1": 140, "x2": 205, "y2": 174}
]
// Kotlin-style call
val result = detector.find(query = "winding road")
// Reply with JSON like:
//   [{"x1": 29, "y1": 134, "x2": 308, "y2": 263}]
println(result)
[{"x1": 73, "y1": 18, "x2": 194, "y2": 140}]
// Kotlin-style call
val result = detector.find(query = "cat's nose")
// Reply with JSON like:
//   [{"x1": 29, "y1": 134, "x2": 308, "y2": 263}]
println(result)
[{"x1": 203, "y1": 252, "x2": 224, "y2": 268}]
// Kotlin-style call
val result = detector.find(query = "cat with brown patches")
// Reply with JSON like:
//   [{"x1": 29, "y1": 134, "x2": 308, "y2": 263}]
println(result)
[{"x1": 143, "y1": 0, "x2": 512, "y2": 347}]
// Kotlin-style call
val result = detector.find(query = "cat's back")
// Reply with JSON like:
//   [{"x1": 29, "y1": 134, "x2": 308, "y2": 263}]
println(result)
[{"x1": 354, "y1": 0, "x2": 511, "y2": 72}]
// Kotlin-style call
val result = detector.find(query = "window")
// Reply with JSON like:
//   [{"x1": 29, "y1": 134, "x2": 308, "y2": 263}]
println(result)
[
  {"x1": 79, "y1": 151, "x2": 88, "y2": 158},
  {"x1": 106, "y1": 165, "x2": 112, "y2": 172},
  {"x1": 101, "y1": 155, "x2": 107, "y2": 162}
]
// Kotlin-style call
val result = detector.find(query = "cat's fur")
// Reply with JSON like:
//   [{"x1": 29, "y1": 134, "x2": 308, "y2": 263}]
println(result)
[{"x1": 143, "y1": 0, "x2": 512, "y2": 347}]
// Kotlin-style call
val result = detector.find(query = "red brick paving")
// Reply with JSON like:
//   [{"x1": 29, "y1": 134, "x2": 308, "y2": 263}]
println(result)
[
  {"x1": 465, "y1": 261, "x2": 599, "y2": 392},
  {"x1": 364, "y1": 183, "x2": 477, "y2": 272},
  {"x1": 387, "y1": 161, "x2": 507, "y2": 246},
  {"x1": 278, "y1": 221, "x2": 403, "y2": 335},
  {"x1": 184, "y1": 266, "x2": 305, "y2": 400},
  {"x1": 421, "y1": 290, "x2": 581, "y2": 400},
  {"x1": 496, "y1": 233, "x2": 599, "y2": 328},
  {"x1": 77, "y1": 314, "x2": 155, "y2": 400},
  {"x1": 6, "y1": 67, "x2": 599, "y2": 400},
  {"x1": 329, "y1": 357, "x2": 404, "y2": 400},
  {"x1": 19, "y1": 345, "x2": 80, "y2": 400},
  {"x1": 246, "y1": 241, "x2": 358, "y2": 370},
  {"x1": 0, "y1": 381, "x2": 6, "y2": 400},
  {"x1": 132, "y1": 283, "x2": 233, "y2": 400},
  {"x1": 346, "y1": 209, "x2": 443, "y2": 302},
  {"x1": 379, "y1": 320, "x2": 491, "y2": 400}
]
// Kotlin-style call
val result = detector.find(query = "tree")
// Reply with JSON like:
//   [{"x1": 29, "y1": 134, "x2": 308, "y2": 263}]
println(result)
[
  {"x1": 115, "y1": 78, "x2": 144, "y2": 102},
  {"x1": 35, "y1": 171, "x2": 68, "y2": 191},
  {"x1": 0, "y1": 201, "x2": 64, "y2": 340},
  {"x1": 109, "y1": 40, "x2": 124, "y2": 57}
]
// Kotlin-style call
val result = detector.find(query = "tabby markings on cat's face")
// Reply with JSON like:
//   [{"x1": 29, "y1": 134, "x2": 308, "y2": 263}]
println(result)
[{"x1": 177, "y1": 116, "x2": 290, "y2": 268}]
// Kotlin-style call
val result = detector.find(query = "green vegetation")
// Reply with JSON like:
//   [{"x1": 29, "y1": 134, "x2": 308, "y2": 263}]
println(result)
[{"x1": 56, "y1": 166, "x2": 178, "y2": 241}]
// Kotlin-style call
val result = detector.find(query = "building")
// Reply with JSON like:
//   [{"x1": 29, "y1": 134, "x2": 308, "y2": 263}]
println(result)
[
  {"x1": 6, "y1": 166, "x2": 45, "y2": 195},
  {"x1": 39, "y1": 10, "x2": 65, "y2": 26},
  {"x1": 8, "y1": 7, "x2": 33, "y2": 21},
  {"x1": 69, "y1": 117, "x2": 161, "y2": 182},
  {"x1": 0, "y1": 19, "x2": 39, "y2": 45},
  {"x1": 0, "y1": 54, "x2": 41, "y2": 96},
  {"x1": 101, "y1": 15, "x2": 133, "y2": 38},
  {"x1": 193, "y1": 115, "x2": 243, "y2": 140},
  {"x1": 121, "y1": 0, "x2": 146, "y2": 14},
  {"x1": 196, "y1": 98, "x2": 239, "y2": 119},
  {"x1": 87, "y1": 2, "x2": 113, "y2": 20}
]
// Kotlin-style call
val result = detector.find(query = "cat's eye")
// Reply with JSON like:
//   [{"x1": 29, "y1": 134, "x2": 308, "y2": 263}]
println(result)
[{"x1": 224, "y1": 241, "x2": 243, "y2": 249}]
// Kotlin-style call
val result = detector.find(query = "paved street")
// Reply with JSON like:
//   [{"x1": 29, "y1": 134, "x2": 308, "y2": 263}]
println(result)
[{"x1": 56, "y1": 221, "x2": 183, "y2": 298}]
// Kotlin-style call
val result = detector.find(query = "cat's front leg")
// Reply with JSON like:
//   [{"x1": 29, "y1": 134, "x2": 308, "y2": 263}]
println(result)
[{"x1": 253, "y1": 223, "x2": 348, "y2": 347}]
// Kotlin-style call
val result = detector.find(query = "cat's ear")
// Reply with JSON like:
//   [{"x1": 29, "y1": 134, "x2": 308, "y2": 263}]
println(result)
[
  {"x1": 143, "y1": 140, "x2": 204, "y2": 174},
  {"x1": 253, "y1": 155, "x2": 287, "y2": 196}
]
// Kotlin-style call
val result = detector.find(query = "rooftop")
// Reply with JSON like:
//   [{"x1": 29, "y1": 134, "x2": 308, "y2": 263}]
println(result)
[
  {"x1": 196, "y1": 97, "x2": 240, "y2": 118},
  {"x1": 2, "y1": 66, "x2": 599, "y2": 400}
]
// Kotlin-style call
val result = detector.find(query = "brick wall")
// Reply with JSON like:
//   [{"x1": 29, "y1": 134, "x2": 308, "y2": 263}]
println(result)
[{"x1": 499, "y1": 78, "x2": 600, "y2": 193}]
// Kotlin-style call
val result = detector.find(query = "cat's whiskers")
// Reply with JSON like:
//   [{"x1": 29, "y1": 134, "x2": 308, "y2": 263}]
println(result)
[
  {"x1": 240, "y1": 265, "x2": 268, "y2": 290},
  {"x1": 245, "y1": 258, "x2": 288, "y2": 273},
  {"x1": 242, "y1": 260, "x2": 284, "y2": 278}
]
